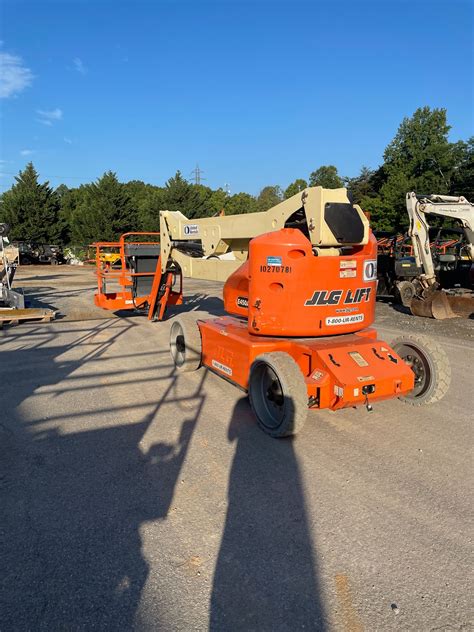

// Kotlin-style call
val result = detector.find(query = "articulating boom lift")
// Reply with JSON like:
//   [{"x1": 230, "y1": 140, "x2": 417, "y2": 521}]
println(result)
[
  {"x1": 92, "y1": 187, "x2": 450, "y2": 436},
  {"x1": 168, "y1": 188, "x2": 451, "y2": 436}
]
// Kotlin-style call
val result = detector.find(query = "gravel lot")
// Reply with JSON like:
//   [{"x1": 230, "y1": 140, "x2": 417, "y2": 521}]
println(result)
[{"x1": 1, "y1": 265, "x2": 473, "y2": 631}]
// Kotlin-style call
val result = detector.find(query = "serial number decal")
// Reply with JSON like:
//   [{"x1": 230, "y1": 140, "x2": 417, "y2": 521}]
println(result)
[
  {"x1": 305, "y1": 287, "x2": 372, "y2": 306},
  {"x1": 260, "y1": 265, "x2": 292, "y2": 273},
  {"x1": 211, "y1": 359, "x2": 233, "y2": 376},
  {"x1": 236, "y1": 296, "x2": 248, "y2": 308},
  {"x1": 326, "y1": 314, "x2": 365, "y2": 326}
]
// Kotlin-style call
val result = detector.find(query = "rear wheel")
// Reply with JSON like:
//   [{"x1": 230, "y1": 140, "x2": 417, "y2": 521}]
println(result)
[
  {"x1": 392, "y1": 334, "x2": 450, "y2": 405},
  {"x1": 169, "y1": 315, "x2": 202, "y2": 372},
  {"x1": 248, "y1": 352, "x2": 308, "y2": 437}
]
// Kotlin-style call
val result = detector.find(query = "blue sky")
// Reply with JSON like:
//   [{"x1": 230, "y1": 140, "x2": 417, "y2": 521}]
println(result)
[{"x1": 1, "y1": 0, "x2": 473, "y2": 195}]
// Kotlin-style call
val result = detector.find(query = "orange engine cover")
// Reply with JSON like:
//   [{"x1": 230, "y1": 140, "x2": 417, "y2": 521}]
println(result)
[{"x1": 224, "y1": 227, "x2": 378, "y2": 337}]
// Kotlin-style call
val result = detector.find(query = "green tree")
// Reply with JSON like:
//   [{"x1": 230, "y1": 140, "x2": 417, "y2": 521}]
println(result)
[
  {"x1": 0, "y1": 162, "x2": 64, "y2": 242},
  {"x1": 137, "y1": 188, "x2": 166, "y2": 231},
  {"x1": 309, "y1": 165, "x2": 344, "y2": 189},
  {"x1": 370, "y1": 107, "x2": 459, "y2": 229},
  {"x1": 346, "y1": 166, "x2": 386, "y2": 209},
  {"x1": 161, "y1": 171, "x2": 207, "y2": 218},
  {"x1": 451, "y1": 137, "x2": 474, "y2": 201},
  {"x1": 69, "y1": 171, "x2": 134, "y2": 243},
  {"x1": 224, "y1": 192, "x2": 257, "y2": 215},
  {"x1": 284, "y1": 179, "x2": 307, "y2": 199},
  {"x1": 256, "y1": 185, "x2": 283, "y2": 211}
]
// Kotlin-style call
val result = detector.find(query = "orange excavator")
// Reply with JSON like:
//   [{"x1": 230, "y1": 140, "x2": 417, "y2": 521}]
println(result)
[{"x1": 168, "y1": 190, "x2": 451, "y2": 436}]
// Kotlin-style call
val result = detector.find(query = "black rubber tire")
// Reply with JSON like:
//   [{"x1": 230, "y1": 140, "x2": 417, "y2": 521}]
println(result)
[
  {"x1": 0, "y1": 223, "x2": 10, "y2": 237},
  {"x1": 395, "y1": 280, "x2": 416, "y2": 307},
  {"x1": 392, "y1": 334, "x2": 451, "y2": 405},
  {"x1": 248, "y1": 352, "x2": 308, "y2": 437},
  {"x1": 169, "y1": 315, "x2": 202, "y2": 372}
]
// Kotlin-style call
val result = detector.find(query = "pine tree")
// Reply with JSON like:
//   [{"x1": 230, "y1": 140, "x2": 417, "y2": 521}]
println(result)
[
  {"x1": 70, "y1": 172, "x2": 134, "y2": 243},
  {"x1": 0, "y1": 162, "x2": 64, "y2": 242},
  {"x1": 162, "y1": 171, "x2": 205, "y2": 218}
]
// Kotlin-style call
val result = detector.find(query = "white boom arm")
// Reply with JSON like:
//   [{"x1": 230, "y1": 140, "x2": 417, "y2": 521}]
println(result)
[{"x1": 406, "y1": 192, "x2": 474, "y2": 285}]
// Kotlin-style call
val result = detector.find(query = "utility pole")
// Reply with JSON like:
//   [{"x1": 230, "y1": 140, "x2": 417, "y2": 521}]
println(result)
[
  {"x1": 190, "y1": 163, "x2": 205, "y2": 185},
  {"x1": 224, "y1": 183, "x2": 231, "y2": 196}
]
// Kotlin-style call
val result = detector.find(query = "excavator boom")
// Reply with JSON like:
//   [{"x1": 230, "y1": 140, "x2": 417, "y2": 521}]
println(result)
[{"x1": 406, "y1": 192, "x2": 474, "y2": 319}]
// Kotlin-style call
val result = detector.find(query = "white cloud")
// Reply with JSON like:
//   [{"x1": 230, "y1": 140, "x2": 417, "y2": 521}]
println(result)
[
  {"x1": 37, "y1": 107, "x2": 62, "y2": 121},
  {"x1": 20, "y1": 149, "x2": 35, "y2": 156},
  {"x1": 36, "y1": 107, "x2": 63, "y2": 126},
  {"x1": 0, "y1": 51, "x2": 34, "y2": 98},
  {"x1": 64, "y1": 137, "x2": 73, "y2": 144},
  {"x1": 73, "y1": 57, "x2": 87, "y2": 74}
]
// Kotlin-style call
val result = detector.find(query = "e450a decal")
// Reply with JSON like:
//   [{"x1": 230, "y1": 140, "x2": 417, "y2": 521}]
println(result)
[{"x1": 305, "y1": 287, "x2": 372, "y2": 306}]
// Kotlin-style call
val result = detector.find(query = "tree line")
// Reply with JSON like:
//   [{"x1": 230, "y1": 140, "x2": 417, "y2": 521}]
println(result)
[{"x1": 1, "y1": 106, "x2": 472, "y2": 245}]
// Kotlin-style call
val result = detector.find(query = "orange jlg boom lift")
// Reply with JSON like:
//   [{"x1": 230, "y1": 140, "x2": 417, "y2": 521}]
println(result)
[{"x1": 94, "y1": 187, "x2": 450, "y2": 436}]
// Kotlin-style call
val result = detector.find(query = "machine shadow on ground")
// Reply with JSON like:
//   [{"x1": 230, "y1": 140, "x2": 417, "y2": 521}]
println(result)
[
  {"x1": 0, "y1": 319, "x2": 209, "y2": 630},
  {"x1": 20, "y1": 284, "x2": 95, "y2": 315},
  {"x1": 210, "y1": 397, "x2": 326, "y2": 631},
  {"x1": 1, "y1": 303, "x2": 327, "y2": 629}
]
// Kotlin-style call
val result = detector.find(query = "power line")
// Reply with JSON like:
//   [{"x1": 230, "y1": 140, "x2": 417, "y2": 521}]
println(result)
[{"x1": 190, "y1": 163, "x2": 205, "y2": 185}]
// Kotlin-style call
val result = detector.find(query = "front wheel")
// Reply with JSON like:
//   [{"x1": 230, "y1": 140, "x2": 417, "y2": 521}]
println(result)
[
  {"x1": 392, "y1": 334, "x2": 451, "y2": 405},
  {"x1": 248, "y1": 352, "x2": 308, "y2": 437},
  {"x1": 169, "y1": 315, "x2": 202, "y2": 372}
]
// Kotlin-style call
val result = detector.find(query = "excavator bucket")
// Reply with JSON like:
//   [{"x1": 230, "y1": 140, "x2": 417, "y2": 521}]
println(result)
[{"x1": 410, "y1": 291, "x2": 474, "y2": 319}]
